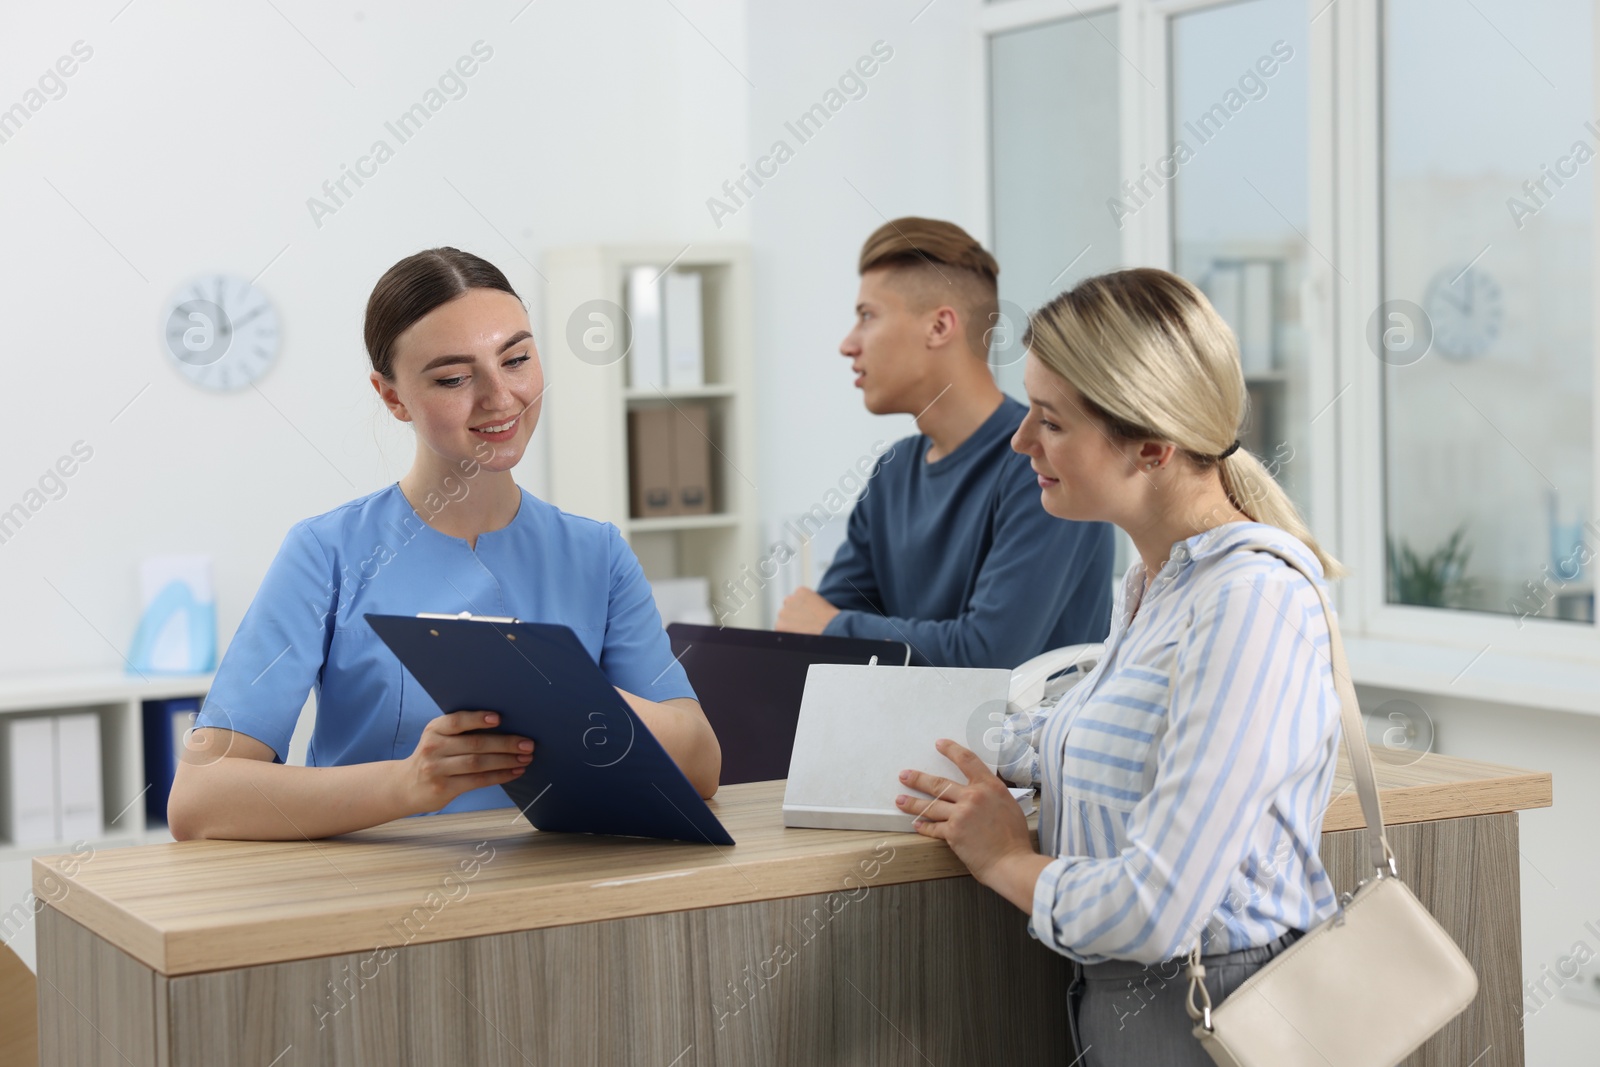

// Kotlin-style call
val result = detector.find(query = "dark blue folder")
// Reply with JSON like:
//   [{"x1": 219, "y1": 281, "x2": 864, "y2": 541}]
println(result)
[
  {"x1": 366, "y1": 613, "x2": 734, "y2": 846},
  {"x1": 142, "y1": 696, "x2": 201, "y2": 825}
]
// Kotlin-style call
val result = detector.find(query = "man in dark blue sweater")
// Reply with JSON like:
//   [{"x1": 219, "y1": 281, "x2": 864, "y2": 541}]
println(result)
[{"x1": 775, "y1": 217, "x2": 1114, "y2": 669}]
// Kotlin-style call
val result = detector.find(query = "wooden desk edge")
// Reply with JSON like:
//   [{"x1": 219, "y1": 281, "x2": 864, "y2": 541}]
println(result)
[
  {"x1": 32, "y1": 765, "x2": 1555, "y2": 978},
  {"x1": 31, "y1": 860, "x2": 167, "y2": 971},
  {"x1": 1321, "y1": 770, "x2": 1552, "y2": 833},
  {"x1": 36, "y1": 844, "x2": 979, "y2": 977}
]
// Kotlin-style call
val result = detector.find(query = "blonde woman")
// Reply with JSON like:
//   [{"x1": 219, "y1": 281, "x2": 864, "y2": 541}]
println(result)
[{"x1": 895, "y1": 268, "x2": 1344, "y2": 1064}]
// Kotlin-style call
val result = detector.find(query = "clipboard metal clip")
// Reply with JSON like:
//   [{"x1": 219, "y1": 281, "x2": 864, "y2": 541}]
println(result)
[{"x1": 416, "y1": 611, "x2": 523, "y2": 624}]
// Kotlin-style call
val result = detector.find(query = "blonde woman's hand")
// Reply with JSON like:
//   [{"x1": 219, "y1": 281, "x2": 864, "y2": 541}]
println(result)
[{"x1": 896, "y1": 738, "x2": 1035, "y2": 886}]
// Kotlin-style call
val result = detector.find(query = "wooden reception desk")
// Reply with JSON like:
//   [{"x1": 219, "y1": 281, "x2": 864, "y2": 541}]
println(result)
[{"x1": 34, "y1": 750, "x2": 1550, "y2": 1067}]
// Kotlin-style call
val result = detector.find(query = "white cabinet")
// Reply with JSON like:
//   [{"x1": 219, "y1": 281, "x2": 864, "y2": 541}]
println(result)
[
  {"x1": 543, "y1": 244, "x2": 760, "y2": 622},
  {"x1": 0, "y1": 672, "x2": 210, "y2": 860}
]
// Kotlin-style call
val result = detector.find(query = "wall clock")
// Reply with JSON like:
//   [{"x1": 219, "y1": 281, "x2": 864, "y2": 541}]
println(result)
[
  {"x1": 1422, "y1": 263, "x2": 1501, "y2": 361},
  {"x1": 161, "y1": 273, "x2": 281, "y2": 391}
]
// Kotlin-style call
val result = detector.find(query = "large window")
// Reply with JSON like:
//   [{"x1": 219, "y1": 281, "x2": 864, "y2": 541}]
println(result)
[
  {"x1": 988, "y1": 8, "x2": 1123, "y2": 400},
  {"x1": 1170, "y1": 0, "x2": 1311, "y2": 510},
  {"x1": 985, "y1": 0, "x2": 1599, "y2": 651},
  {"x1": 1381, "y1": 0, "x2": 1594, "y2": 623}
]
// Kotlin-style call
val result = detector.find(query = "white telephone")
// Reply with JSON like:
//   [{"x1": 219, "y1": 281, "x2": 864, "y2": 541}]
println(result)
[{"x1": 1008, "y1": 642, "x2": 1105, "y2": 711}]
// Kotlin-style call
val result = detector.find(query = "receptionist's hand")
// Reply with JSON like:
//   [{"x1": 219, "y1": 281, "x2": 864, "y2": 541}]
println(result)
[
  {"x1": 896, "y1": 739, "x2": 1034, "y2": 885},
  {"x1": 396, "y1": 711, "x2": 534, "y2": 815},
  {"x1": 776, "y1": 587, "x2": 841, "y2": 635}
]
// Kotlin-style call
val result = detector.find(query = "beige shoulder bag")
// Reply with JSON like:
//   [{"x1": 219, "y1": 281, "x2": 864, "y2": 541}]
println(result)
[{"x1": 1184, "y1": 543, "x2": 1479, "y2": 1067}]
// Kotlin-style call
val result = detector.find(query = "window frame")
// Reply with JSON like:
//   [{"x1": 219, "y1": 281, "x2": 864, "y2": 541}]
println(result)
[
  {"x1": 1340, "y1": 0, "x2": 1600, "y2": 666},
  {"x1": 978, "y1": 0, "x2": 1600, "y2": 699}
]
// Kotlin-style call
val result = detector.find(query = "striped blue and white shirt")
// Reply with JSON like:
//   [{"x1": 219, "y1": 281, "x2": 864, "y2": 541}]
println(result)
[{"x1": 1001, "y1": 521, "x2": 1342, "y2": 965}]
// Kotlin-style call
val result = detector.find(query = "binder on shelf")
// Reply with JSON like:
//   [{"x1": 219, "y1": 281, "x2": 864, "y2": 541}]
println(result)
[
  {"x1": 628, "y1": 408, "x2": 676, "y2": 519},
  {"x1": 142, "y1": 697, "x2": 200, "y2": 825},
  {"x1": 1204, "y1": 266, "x2": 1242, "y2": 342},
  {"x1": 662, "y1": 270, "x2": 704, "y2": 389},
  {"x1": 626, "y1": 266, "x2": 666, "y2": 390},
  {"x1": 672, "y1": 403, "x2": 713, "y2": 515},
  {"x1": 1238, "y1": 261, "x2": 1275, "y2": 375},
  {"x1": 5, "y1": 717, "x2": 57, "y2": 846},
  {"x1": 56, "y1": 713, "x2": 102, "y2": 841}
]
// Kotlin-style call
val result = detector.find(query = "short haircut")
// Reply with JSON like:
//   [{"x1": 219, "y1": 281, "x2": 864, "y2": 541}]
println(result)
[{"x1": 858, "y1": 217, "x2": 1000, "y2": 359}]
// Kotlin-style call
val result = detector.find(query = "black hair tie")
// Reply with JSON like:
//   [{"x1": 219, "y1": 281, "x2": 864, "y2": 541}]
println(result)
[{"x1": 1217, "y1": 440, "x2": 1241, "y2": 461}]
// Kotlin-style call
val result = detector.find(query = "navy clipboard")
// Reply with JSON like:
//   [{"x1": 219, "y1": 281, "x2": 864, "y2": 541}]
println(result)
[{"x1": 366, "y1": 612, "x2": 734, "y2": 846}]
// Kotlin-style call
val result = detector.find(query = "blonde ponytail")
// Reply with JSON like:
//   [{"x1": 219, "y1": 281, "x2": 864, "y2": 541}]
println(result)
[
  {"x1": 1218, "y1": 450, "x2": 1344, "y2": 578},
  {"x1": 1026, "y1": 268, "x2": 1344, "y2": 579}
]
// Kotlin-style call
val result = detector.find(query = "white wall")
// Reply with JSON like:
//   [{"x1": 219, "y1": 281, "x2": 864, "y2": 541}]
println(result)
[
  {"x1": 0, "y1": 0, "x2": 985, "y2": 684},
  {"x1": 745, "y1": 0, "x2": 983, "y2": 611},
  {"x1": 0, "y1": 0, "x2": 748, "y2": 972},
  {"x1": 1356, "y1": 684, "x2": 1600, "y2": 1065},
  {"x1": 0, "y1": 0, "x2": 749, "y2": 676}
]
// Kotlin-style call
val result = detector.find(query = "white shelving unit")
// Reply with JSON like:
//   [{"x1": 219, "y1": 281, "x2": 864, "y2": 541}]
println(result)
[
  {"x1": 0, "y1": 671, "x2": 210, "y2": 862},
  {"x1": 543, "y1": 244, "x2": 760, "y2": 613}
]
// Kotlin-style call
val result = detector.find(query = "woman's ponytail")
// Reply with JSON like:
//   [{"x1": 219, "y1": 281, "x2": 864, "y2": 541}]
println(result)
[
  {"x1": 1025, "y1": 268, "x2": 1343, "y2": 578},
  {"x1": 1218, "y1": 450, "x2": 1344, "y2": 578}
]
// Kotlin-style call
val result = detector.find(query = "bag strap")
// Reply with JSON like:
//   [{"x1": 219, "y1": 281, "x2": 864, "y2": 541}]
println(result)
[
  {"x1": 1243, "y1": 542, "x2": 1393, "y2": 876},
  {"x1": 1185, "y1": 539, "x2": 1395, "y2": 1029}
]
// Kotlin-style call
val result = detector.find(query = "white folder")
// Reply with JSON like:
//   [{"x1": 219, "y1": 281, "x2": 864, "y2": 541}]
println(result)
[
  {"x1": 783, "y1": 663, "x2": 1016, "y2": 832},
  {"x1": 7, "y1": 717, "x2": 59, "y2": 845},
  {"x1": 626, "y1": 266, "x2": 665, "y2": 390},
  {"x1": 1239, "y1": 261, "x2": 1275, "y2": 375},
  {"x1": 56, "y1": 713, "x2": 103, "y2": 841},
  {"x1": 662, "y1": 270, "x2": 704, "y2": 389}
]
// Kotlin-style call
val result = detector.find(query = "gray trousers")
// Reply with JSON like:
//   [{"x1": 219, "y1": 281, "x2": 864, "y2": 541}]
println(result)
[{"x1": 1067, "y1": 930, "x2": 1303, "y2": 1066}]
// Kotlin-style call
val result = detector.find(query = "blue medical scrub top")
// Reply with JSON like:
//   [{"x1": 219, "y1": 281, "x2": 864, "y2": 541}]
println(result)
[{"x1": 195, "y1": 483, "x2": 697, "y2": 813}]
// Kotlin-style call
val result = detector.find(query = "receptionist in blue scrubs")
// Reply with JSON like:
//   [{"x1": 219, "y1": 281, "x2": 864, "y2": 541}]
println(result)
[{"x1": 169, "y1": 247, "x2": 720, "y2": 840}]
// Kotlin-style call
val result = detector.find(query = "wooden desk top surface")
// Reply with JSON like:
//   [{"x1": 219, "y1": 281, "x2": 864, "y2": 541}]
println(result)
[{"x1": 35, "y1": 750, "x2": 1550, "y2": 977}]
